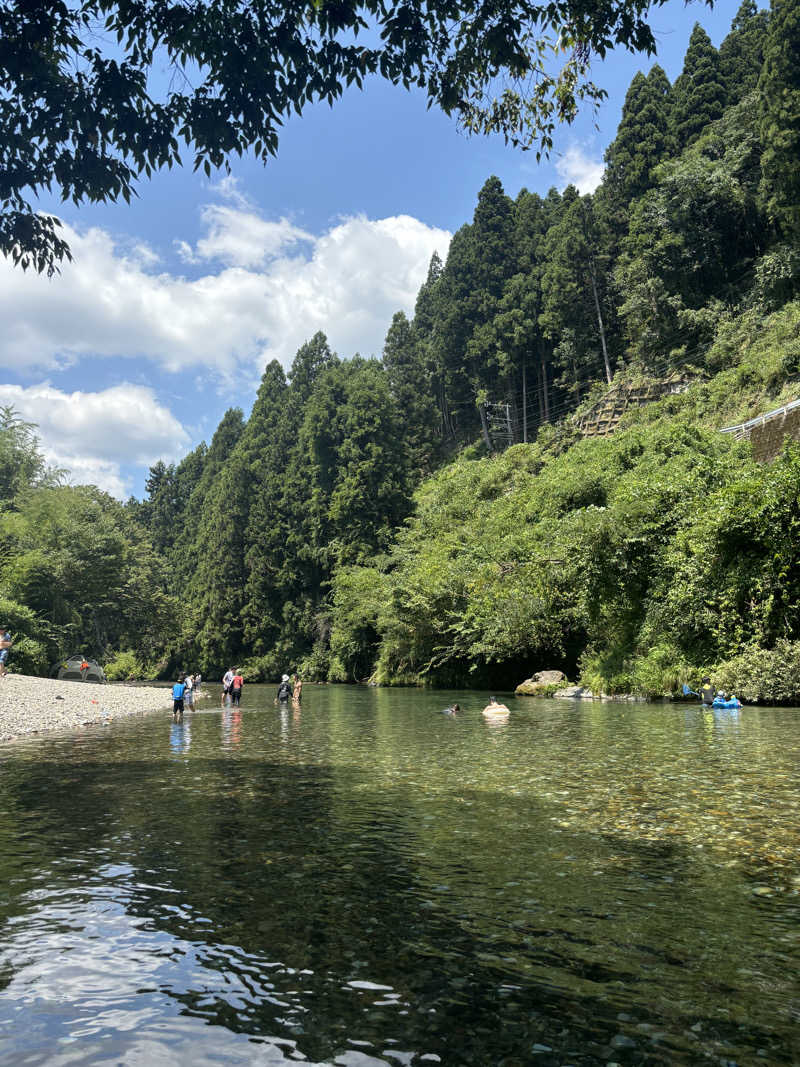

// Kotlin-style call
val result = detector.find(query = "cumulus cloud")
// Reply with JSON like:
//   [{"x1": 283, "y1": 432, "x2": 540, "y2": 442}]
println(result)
[
  {"x1": 177, "y1": 206, "x2": 313, "y2": 268},
  {"x1": 0, "y1": 204, "x2": 451, "y2": 383},
  {"x1": 0, "y1": 383, "x2": 190, "y2": 497},
  {"x1": 555, "y1": 145, "x2": 605, "y2": 194}
]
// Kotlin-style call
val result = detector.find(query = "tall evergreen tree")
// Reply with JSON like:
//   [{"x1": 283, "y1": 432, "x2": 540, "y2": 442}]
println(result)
[
  {"x1": 540, "y1": 190, "x2": 615, "y2": 386},
  {"x1": 479, "y1": 189, "x2": 554, "y2": 436},
  {"x1": 720, "y1": 0, "x2": 770, "y2": 103},
  {"x1": 434, "y1": 176, "x2": 516, "y2": 430},
  {"x1": 242, "y1": 361, "x2": 294, "y2": 654},
  {"x1": 326, "y1": 360, "x2": 411, "y2": 566},
  {"x1": 189, "y1": 446, "x2": 251, "y2": 670},
  {"x1": 410, "y1": 252, "x2": 448, "y2": 438},
  {"x1": 759, "y1": 0, "x2": 800, "y2": 236},
  {"x1": 288, "y1": 332, "x2": 339, "y2": 404},
  {"x1": 672, "y1": 24, "x2": 728, "y2": 151},
  {"x1": 604, "y1": 65, "x2": 674, "y2": 211},
  {"x1": 412, "y1": 252, "x2": 444, "y2": 339},
  {"x1": 382, "y1": 311, "x2": 439, "y2": 475},
  {"x1": 617, "y1": 99, "x2": 766, "y2": 367},
  {"x1": 166, "y1": 407, "x2": 246, "y2": 593}
]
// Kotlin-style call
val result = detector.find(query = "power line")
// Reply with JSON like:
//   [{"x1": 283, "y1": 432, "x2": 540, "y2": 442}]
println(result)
[{"x1": 482, "y1": 338, "x2": 717, "y2": 449}]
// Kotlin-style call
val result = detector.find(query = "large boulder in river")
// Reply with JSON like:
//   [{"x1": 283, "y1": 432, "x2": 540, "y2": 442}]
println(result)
[{"x1": 515, "y1": 670, "x2": 566, "y2": 696}]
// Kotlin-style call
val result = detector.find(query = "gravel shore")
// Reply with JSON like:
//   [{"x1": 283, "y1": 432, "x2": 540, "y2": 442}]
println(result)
[{"x1": 0, "y1": 674, "x2": 174, "y2": 744}]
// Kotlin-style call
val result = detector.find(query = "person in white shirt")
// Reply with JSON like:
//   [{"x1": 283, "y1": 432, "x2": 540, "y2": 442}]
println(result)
[{"x1": 221, "y1": 667, "x2": 234, "y2": 707}]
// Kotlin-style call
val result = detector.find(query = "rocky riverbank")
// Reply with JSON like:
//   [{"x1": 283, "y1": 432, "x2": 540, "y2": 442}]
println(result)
[{"x1": 0, "y1": 674, "x2": 174, "y2": 744}]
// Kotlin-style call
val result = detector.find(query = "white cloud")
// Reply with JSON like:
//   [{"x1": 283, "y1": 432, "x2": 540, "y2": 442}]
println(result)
[
  {"x1": 177, "y1": 206, "x2": 313, "y2": 268},
  {"x1": 0, "y1": 383, "x2": 190, "y2": 498},
  {"x1": 555, "y1": 145, "x2": 605, "y2": 194},
  {"x1": 0, "y1": 205, "x2": 451, "y2": 383}
]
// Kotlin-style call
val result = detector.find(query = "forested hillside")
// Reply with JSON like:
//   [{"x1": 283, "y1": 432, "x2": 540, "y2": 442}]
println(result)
[{"x1": 3, "y1": 0, "x2": 800, "y2": 698}]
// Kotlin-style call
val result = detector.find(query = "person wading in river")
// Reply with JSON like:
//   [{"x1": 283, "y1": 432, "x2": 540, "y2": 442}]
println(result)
[
  {"x1": 221, "y1": 667, "x2": 234, "y2": 707},
  {"x1": 276, "y1": 674, "x2": 292, "y2": 703},
  {"x1": 172, "y1": 676, "x2": 187, "y2": 719},
  {"x1": 183, "y1": 672, "x2": 195, "y2": 712},
  {"x1": 230, "y1": 669, "x2": 244, "y2": 707}
]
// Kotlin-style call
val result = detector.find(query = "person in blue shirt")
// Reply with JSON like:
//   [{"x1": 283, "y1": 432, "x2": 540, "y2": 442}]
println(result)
[{"x1": 172, "y1": 676, "x2": 187, "y2": 718}]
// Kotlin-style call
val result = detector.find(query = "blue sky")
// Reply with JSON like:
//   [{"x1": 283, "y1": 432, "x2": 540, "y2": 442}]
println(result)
[{"x1": 0, "y1": 0, "x2": 745, "y2": 499}]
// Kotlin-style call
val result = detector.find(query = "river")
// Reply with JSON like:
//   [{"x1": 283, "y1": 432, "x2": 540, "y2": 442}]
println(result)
[{"x1": 0, "y1": 685, "x2": 798, "y2": 1065}]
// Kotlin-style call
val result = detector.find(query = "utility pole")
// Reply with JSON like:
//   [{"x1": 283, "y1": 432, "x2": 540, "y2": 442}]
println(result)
[{"x1": 478, "y1": 402, "x2": 492, "y2": 452}]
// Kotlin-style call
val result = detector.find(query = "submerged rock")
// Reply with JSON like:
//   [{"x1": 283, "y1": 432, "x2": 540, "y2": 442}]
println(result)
[{"x1": 553, "y1": 685, "x2": 595, "y2": 699}]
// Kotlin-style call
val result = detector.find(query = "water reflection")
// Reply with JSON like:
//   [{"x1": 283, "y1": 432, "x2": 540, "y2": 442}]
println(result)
[
  {"x1": 221, "y1": 709, "x2": 242, "y2": 748},
  {"x1": 170, "y1": 721, "x2": 192, "y2": 755},
  {"x1": 0, "y1": 688, "x2": 799, "y2": 1065}
]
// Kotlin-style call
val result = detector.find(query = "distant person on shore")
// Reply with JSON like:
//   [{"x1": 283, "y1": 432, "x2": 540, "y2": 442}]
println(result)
[
  {"x1": 700, "y1": 677, "x2": 715, "y2": 706},
  {"x1": 195, "y1": 672, "x2": 202, "y2": 693},
  {"x1": 184, "y1": 672, "x2": 195, "y2": 712},
  {"x1": 172, "y1": 676, "x2": 187, "y2": 719},
  {"x1": 276, "y1": 674, "x2": 292, "y2": 703},
  {"x1": 221, "y1": 667, "x2": 234, "y2": 707},
  {"x1": 80, "y1": 657, "x2": 90, "y2": 680},
  {"x1": 0, "y1": 627, "x2": 11, "y2": 678},
  {"x1": 231, "y1": 669, "x2": 244, "y2": 707},
  {"x1": 292, "y1": 673, "x2": 302, "y2": 704}
]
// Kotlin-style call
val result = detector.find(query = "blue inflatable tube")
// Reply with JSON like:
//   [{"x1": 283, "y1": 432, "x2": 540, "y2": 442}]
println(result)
[{"x1": 712, "y1": 697, "x2": 741, "y2": 709}]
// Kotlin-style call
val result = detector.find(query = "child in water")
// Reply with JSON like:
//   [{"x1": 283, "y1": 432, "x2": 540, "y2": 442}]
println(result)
[{"x1": 172, "y1": 676, "x2": 187, "y2": 718}]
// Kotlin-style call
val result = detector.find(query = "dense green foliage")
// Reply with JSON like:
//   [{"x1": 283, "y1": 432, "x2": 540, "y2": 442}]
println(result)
[
  {"x1": 0, "y1": 411, "x2": 175, "y2": 675},
  {"x1": 331, "y1": 302, "x2": 800, "y2": 695},
  {"x1": 4, "y1": 3, "x2": 800, "y2": 701}
]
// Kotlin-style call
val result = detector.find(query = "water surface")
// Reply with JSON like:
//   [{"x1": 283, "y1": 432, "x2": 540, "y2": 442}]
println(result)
[{"x1": 1, "y1": 686, "x2": 798, "y2": 1065}]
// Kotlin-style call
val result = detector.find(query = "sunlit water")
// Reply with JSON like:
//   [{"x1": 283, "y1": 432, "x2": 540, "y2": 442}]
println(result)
[{"x1": 1, "y1": 686, "x2": 799, "y2": 1065}]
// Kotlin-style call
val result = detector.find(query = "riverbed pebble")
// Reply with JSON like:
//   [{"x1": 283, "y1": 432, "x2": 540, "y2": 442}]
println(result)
[{"x1": 0, "y1": 673, "x2": 173, "y2": 743}]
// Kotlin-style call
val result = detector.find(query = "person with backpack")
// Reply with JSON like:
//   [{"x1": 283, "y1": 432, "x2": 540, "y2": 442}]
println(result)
[
  {"x1": 276, "y1": 674, "x2": 292, "y2": 703},
  {"x1": 230, "y1": 669, "x2": 244, "y2": 707}
]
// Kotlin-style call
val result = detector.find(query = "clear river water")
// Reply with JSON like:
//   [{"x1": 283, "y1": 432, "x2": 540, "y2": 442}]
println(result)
[{"x1": 0, "y1": 685, "x2": 799, "y2": 1066}]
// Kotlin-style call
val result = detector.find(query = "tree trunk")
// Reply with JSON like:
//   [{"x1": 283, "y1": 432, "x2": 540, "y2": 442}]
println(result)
[
  {"x1": 522, "y1": 362, "x2": 528, "y2": 443},
  {"x1": 589, "y1": 256, "x2": 612, "y2": 384},
  {"x1": 438, "y1": 378, "x2": 451, "y2": 438}
]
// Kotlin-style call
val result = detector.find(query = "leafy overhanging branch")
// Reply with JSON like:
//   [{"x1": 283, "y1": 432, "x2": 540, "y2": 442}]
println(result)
[{"x1": 1, "y1": 0, "x2": 693, "y2": 272}]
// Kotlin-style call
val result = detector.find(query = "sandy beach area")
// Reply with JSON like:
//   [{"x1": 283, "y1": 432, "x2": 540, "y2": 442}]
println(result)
[{"x1": 0, "y1": 674, "x2": 174, "y2": 744}]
